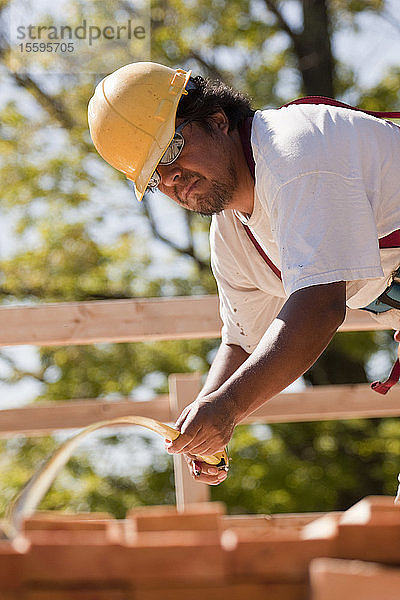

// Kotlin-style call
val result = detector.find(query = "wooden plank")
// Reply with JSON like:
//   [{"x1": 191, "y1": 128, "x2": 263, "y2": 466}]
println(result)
[
  {"x1": 2, "y1": 383, "x2": 400, "y2": 438},
  {"x1": 222, "y1": 531, "x2": 335, "y2": 581},
  {"x1": 0, "y1": 538, "x2": 30, "y2": 593},
  {"x1": 127, "y1": 502, "x2": 224, "y2": 533},
  {"x1": 310, "y1": 557, "x2": 400, "y2": 600},
  {"x1": 26, "y1": 590, "x2": 131, "y2": 600},
  {"x1": 24, "y1": 511, "x2": 114, "y2": 532},
  {"x1": 168, "y1": 373, "x2": 210, "y2": 508},
  {"x1": 0, "y1": 396, "x2": 171, "y2": 437},
  {"x1": 336, "y1": 496, "x2": 400, "y2": 564},
  {"x1": 0, "y1": 296, "x2": 222, "y2": 347},
  {"x1": 339, "y1": 308, "x2": 386, "y2": 332},
  {"x1": 0, "y1": 295, "x2": 388, "y2": 348},
  {"x1": 24, "y1": 530, "x2": 225, "y2": 585},
  {"x1": 247, "y1": 383, "x2": 400, "y2": 423},
  {"x1": 135, "y1": 582, "x2": 306, "y2": 600}
]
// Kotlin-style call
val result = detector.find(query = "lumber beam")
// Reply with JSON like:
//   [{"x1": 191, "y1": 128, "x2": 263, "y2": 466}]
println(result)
[
  {"x1": 0, "y1": 296, "x2": 387, "y2": 348},
  {"x1": 247, "y1": 383, "x2": 400, "y2": 423},
  {"x1": 0, "y1": 396, "x2": 171, "y2": 437},
  {"x1": 310, "y1": 557, "x2": 400, "y2": 600},
  {"x1": 1, "y1": 384, "x2": 400, "y2": 438},
  {"x1": 0, "y1": 296, "x2": 222, "y2": 347}
]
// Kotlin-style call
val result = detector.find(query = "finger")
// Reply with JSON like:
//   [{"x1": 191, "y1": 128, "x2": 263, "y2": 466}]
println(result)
[
  {"x1": 174, "y1": 406, "x2": 191, "y2": 430},
  {"x1": 166, "y1": 430, "x2": 206, "y2": 454},
  {"x1": 192, "y1": 470, "x2": 228, "y2": 485},
  {"x1": 189, "y1": 458, "x2": 222, "y2": 477},
  {"x1": 188, "y1": 440, "x2": 226, "y2": 457},
  {"x1": 176, "y1": 432, "x2": 225, "y2": 456},
  {"x1": 184, "y1": 453, "x2": 221, "y2": 470}
]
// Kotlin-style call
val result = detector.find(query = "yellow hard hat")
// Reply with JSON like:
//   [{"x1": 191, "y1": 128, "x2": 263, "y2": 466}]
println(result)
[{"x1": 88, "y1": 62, "x2": 192, "y2": 201}]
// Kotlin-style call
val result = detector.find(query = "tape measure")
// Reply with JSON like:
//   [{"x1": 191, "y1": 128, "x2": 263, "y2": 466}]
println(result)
[{"x1": 2, "y1": 416, "x2": 228, "y2": 540}]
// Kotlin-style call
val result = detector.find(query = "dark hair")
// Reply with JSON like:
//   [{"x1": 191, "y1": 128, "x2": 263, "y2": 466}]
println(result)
[{"x1": 176, "y1": 75, "x2": 254, "y2": 133}]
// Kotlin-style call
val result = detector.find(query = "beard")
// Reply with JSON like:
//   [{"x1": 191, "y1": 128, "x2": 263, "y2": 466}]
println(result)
[{"x1": 175, "y1": 162, "x2": 239, "y2": 217}]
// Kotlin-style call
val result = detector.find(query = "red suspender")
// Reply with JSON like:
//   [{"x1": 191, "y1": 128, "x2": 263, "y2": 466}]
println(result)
[
  {"x1": 282, "y1": 95, "x2": 400, "y2": 120},
  {"x1": 238, "y1": 117, "x2": 283, "y2": 279},
  {"x1": 243, "y1": 225, "x2": 282, "y2": 280}
]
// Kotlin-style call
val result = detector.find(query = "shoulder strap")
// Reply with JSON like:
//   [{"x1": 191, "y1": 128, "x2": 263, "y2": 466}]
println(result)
[
  {"x1": 238, "y1": 118, "x2": 283, "y2": 280},
  {"x1": 282, "y1": 96, "x2": 400, "y2": 120},
  {"x1": 243, "y1": 224, "x2": 282, "y2": 280}
]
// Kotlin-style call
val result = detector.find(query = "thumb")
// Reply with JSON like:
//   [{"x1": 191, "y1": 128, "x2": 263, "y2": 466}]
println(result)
[{"x1": 174, "y1": 405, "x2": 191, "y2": 430}]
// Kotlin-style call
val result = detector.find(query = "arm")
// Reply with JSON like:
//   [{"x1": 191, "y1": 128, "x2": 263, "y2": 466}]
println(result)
[
  {"x1": 197, "y1": 342, "x2": 250, "y2": 397},
  {"x1": 171, "y1": 342, "x2": 249, "y2": 485},
  {"x1": 167, "y1": 281, "x2": 346, "y2": 469}
]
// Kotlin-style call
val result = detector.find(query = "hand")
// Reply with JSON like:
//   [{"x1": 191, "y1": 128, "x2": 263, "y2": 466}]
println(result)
[
  {"x1": 165, "y1": 391, "x2": 237, "y2": 457},
  {"x1": 184, "y1": 453, "x2": 228, "y2": 486}
]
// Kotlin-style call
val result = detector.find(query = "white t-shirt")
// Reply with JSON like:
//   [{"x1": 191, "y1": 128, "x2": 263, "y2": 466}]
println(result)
[{"x1": 210, "y1": 104, "x2": 400, "y2": 352}]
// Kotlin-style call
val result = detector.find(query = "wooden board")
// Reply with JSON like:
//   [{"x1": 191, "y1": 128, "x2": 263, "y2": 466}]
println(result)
[
  {"x1": 2, "y1": 384, "x2": 400, "y2": 438},
  {"x1": 0, "y1": 296, "x2": 386, "y2": 348}
]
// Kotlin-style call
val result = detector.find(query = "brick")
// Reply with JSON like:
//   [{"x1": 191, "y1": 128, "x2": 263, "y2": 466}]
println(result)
[{"x1": 310, "y1": 557, "x2": 400, "y2": 600}]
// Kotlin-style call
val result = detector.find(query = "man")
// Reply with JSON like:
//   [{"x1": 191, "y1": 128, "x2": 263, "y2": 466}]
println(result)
[{"x1": 88, "y1": 62, "x2": 400, "y2": 486}]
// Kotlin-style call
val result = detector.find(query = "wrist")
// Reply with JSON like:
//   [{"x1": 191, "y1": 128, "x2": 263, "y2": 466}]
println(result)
[{"x1": 217, "y1": 381, "x2": 246, "y2": 427}]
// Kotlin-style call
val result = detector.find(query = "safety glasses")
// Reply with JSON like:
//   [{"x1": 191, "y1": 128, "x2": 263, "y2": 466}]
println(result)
[{"x1": 147, "y1": 120, "x2": 190, "y2": 190}]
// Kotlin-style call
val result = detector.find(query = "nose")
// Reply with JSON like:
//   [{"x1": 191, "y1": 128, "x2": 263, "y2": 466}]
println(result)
[{"x1": 157, "y1": 163, "x2": 182, "y2": 188}]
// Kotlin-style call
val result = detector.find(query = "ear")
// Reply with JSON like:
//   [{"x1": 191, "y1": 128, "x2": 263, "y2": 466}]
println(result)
[{"x1": 210, "y1": 110, "x2": 229, "y2": 134}]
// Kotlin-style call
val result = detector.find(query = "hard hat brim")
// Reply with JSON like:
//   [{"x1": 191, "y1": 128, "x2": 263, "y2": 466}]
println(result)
[{"x1": 127, "y1": 69, "x2": 192, "y2": 201}]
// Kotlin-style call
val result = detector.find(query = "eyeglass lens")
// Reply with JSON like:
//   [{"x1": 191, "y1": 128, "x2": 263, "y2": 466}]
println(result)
[{"x1": 146, "y1": 121, "x2": 189, "y2": 190}]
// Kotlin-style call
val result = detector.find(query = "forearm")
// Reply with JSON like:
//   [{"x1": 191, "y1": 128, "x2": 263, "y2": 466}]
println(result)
[
  {"x1": 221, "y1": 283, "x2": 346, "y2": 422},
  {"x1": 199, "y1": 342, "x2": 250, "y2": 397},
  {"x1": 169, "y1": 282, "x2": 346, "y2": 462}
]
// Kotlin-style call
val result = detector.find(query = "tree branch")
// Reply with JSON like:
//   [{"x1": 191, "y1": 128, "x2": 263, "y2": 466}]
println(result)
[
  {"x1": 141, "y1": 195, "x2": 209, "y2": 271},
  {"x1": 380, "y1": 8, "x2": 400, "y2": 35},
  {"x1": 11, "y1": 72, "x2": 76, "y2": 130},
  {"x1": 187, "y1": 51, "x2": 225, "y2": 81},
  {"x1": 0, "y1": 350, "x2": 47, "y2": 383},
  {"x1": 263, "y1": 0, "x2": 298, "y2": 42}
]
